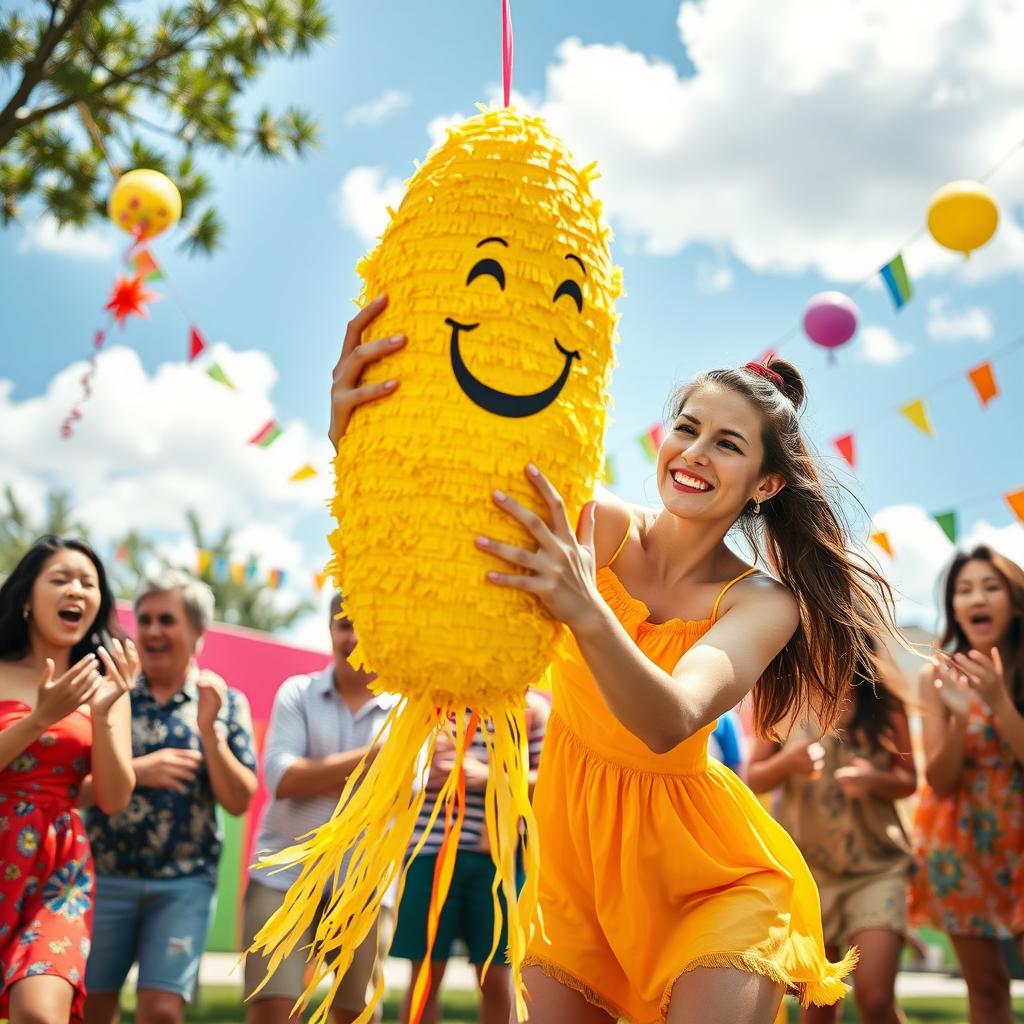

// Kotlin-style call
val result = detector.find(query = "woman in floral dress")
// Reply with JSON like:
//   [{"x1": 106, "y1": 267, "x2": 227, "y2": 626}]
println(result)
[
  {"x1": 0, "y1": 536, "x2": 136, "y2": 1024},
  {"x1": 911, "y1": 545, "x2": 1024, "y2": 1024}
]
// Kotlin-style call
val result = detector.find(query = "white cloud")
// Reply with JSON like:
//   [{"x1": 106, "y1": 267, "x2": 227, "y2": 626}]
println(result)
[
  {"x1": 332, "y1": 166, "x2": 404, "y2": 244},
  {"x1": 345, "y1": 90, "x2": 412, "y2": 127},
  {"x1": 926, "y1": 296, "x2": 995, "y2": 342},
  {"x1": 501, "y1": 2, "x2": 1024, "y2": 280},
  {"x1": 695, "y1": 259, "x2": 735, "y2": 294},
  {"x1": 857, "y1": 325, "x2": 914, "y2": 365},
  {"x1": 869, "y1": 504, "x2": 1024, "y2": 629},
  {"x1": 18, "y1": 215, "x2": 118, "y2": 262}
]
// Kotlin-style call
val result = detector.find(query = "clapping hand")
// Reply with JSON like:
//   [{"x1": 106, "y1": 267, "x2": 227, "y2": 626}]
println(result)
[
  {"x1": 91, "y1": 638, "x2": 139, "y2": 718},
  {"x1": 834, "y1": 757, "x2": 876, "y2": 799},
  {"x1": 949, "y1": 648, "x2": 1008, "y2": 712},
  {"x1": 32, "y1": 654, "x2": 102, "y2": 729},
  {"x1": 932, "y1": 653, "x2": 972, "y2": 720}
]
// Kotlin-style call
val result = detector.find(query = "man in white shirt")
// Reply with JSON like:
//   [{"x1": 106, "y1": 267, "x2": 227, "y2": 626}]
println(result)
[{"x1": 242, "y1": 593, "x2": 395, "y2": 1024}]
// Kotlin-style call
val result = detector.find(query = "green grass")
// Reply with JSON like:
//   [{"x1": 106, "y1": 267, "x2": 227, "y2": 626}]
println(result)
[{"x1": 115, "y1": 987, "x2": 1024, "y2": 1023}]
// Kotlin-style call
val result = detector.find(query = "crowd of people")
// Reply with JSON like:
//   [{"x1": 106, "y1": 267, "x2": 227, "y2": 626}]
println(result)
[{"x1": 1, "y1": 342, "x2": 1023, "y2": 1024}]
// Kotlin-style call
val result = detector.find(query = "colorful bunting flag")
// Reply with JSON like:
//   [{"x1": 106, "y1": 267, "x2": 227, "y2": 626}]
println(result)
[
  {"x1": 833, "y1": 433, "x2": 856, "y2": 470},
  {"x1": 967, "y1": 361, "x2": 999, "y2": 407},
  {"x1": 213, "y1": 554, "x2": 229, "y2": 582},
  {"x1": 245, "y1": 556, "x2": 259, "y2": 583},
  {"x1": 249, "y1": 420, "x2": 283, "y2": 448},
  {"x1": 267, "y1": 568, "x2": 285, "y2": 590},
  {"x1": 114, "y1": 546, "x2": 128, "y2": 563},
  {"x1": 230, "y1": 561, "x2": 246, "y2": 585},
  {"x1": 1006, "y1": 488, "x2": 1024, "y2": 525},
  {"x1": 599, "y1": 454, "x2": 616, "y2": 487},
  {"x1": 879, "y1": 253, "x2": 912, "y2": 310},
  {"x1": 313, "y1": 570, "x2": 328, "y2": 593},
  {"x1": 933, "y1": 511, "x2": 958, "y2": 543},
  {"x1": 93, "y1": 329, "x2": 105, "y2": 350},
  {"x1": 188, "y1": 327, "x2": 206, "y2": 361},
  {"x1": 206, "y1": 362, "x2": 235, "y2": 389},
  {"x1": 289, "y1": 463, "x2": 318, "y2": 482},
  {"x1": 870, "y1": 531, "x2": 893, "y2": 557},
  {"x1": 197, "y1": 550, "x2": 212, "y2": 576},
  {"x1": 900, "y1": 398, "x2": 933, "y2": 437},
  {"x1": 639, "y1": 424, "x2": 664, "y2": 463},
  {"x1": 131, "y1": 249, "x2": 163, "y2": 281}
]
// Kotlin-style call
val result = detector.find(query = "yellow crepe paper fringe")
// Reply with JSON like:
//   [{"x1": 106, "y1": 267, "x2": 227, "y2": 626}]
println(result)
[{"x1": 249, "y1": 107, "x2": 616, "y2": 1022}]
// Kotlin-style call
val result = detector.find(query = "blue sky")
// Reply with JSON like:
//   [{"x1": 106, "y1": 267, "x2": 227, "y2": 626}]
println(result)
[{"x1": 2, "y1": 0, "x2": 1023, "y2": 645}]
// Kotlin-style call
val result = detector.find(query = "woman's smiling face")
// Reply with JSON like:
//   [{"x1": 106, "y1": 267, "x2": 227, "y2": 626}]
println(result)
[{"x1": 657, "y1": 383, "x2": 779, "y2": 523}]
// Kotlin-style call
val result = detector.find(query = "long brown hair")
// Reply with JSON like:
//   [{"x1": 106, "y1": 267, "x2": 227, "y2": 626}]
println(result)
[
  {"x1": 940, "y1": 545, "x2": 1024, "y2": 711},
  {"x1": 845, "y1": 631, "x2": 902, "y2": 753},
  {"x1": 672, "y1": 357, "x2": 897, "y2": 738}
]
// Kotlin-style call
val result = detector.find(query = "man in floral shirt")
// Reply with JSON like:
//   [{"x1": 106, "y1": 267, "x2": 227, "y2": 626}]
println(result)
[{"x1": 83, "y1": 571, "x2": 257, "y2": 1024}]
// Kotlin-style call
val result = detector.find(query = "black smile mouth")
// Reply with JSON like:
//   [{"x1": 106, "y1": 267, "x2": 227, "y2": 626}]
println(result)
[{"x1": 445, "y1": 317, "x2": 580, "y2": 418}]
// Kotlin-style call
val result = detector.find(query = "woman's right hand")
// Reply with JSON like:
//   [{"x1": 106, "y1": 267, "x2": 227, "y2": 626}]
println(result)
[
  {"x1": 785, "y1": 739, "x2": 826, "y2": 777},
  {"x1": 329, "y1": 294, "x2": 405, "y2": 449},
  {"x1": 31, "y1": 654, "x2": 101, "y2": 729},
  {"x1": 932, "y1": 653, "x2": 972, "y2": 721}
]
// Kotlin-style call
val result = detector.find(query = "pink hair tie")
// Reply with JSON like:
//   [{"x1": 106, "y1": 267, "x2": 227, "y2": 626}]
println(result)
[{"x1": 744, "y1": 361, "x2": 785, "y2": 390}]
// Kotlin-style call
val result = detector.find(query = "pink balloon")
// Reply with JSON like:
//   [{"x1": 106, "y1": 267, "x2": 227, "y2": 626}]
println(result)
[{"x1": 802, "y1": 291, "x2": 859, "y2": 351}]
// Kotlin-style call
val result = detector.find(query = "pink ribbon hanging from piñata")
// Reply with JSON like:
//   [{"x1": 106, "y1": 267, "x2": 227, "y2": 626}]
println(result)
[{"x1": 502, "y1": 0, "x2": 513, "y2": 106}]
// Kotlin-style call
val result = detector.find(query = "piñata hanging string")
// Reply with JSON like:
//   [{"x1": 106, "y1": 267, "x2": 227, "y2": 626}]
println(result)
[{"x1": 246, "y1": 1, "x2": 623, "y2": 1017}]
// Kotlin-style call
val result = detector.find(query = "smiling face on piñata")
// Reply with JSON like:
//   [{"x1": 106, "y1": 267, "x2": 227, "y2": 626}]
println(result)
[{"x1": 332, "y1": 108, "x2": 620, "y2": 703}]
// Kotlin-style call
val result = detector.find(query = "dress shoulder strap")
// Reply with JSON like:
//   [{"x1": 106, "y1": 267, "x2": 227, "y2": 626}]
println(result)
[
  {"x1": 710, "y1": 567, "x2": 759, "y2": 623},
  {"x1": 604, "y1": 518, "x2": 632, "y2": 568}
]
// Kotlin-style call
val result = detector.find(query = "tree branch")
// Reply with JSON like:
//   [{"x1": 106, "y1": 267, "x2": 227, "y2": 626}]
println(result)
[{"x1": 0, "y1": 0, "x2": 95, "y2": 149}]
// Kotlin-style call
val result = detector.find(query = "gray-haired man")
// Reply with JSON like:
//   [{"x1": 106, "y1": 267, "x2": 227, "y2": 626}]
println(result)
[{"x1": 84, "y1": 571, "x2": 258, "y2": 1024}]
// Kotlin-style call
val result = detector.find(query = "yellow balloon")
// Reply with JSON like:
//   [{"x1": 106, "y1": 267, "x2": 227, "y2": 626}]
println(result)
[
  {"x1": 927, "y1": 179, "x2": 998, "y2": 257},
  {"x1": 108, "y1": 169, "x2": 181, "y2": 240}
]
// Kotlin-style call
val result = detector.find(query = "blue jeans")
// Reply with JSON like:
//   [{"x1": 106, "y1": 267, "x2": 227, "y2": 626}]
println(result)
[{"x1": 85, "y1": 874, "x2": 216, "y2": 1000}]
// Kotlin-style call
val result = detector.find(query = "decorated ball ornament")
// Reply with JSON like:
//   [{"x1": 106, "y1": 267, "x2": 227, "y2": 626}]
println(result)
[
  {"x1": 249, "y1": 107, "x2": 620, "y2": 1024},
  {"x1": 108, "y1": 169, "x2": 181, "y2": 241},
  {"x1": 803, "y1": 291, "x2": 859, "y2": 360},
  {"x1": 927, "y1": 180, "x2": 999, "y2": 258}
]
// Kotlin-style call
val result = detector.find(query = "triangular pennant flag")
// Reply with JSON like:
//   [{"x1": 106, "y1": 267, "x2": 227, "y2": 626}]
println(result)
[
  {"x1": 93, "y1": 329, "x2": 105, "y2": 350},
  {"x1": 289, "y1": 463, "x2": 318, "y2": 482},
  {"x1": 879, "y1": 253, "x2": 912, "y2": 310},
  {"x1": 230, "y1": 561, "x2": 246, "y2": 585},
  {"x1": 206, "y1": 362, "x2": 235, "y2": 389},
  {"x1": 245, "y1": 556, "x2": 259, "y2": 583},
  {"x1": 114, "y1": 546, "x2": 128, "y2": 563},
  {"x1": 900, "y1": 398, "x2": 933, "y2": 437},
  {"x1": 639, "y1": 424, "x2": 664, "y2": 462},
  {"x1": 833, "y1": 433, "x2": 856, "y2": 470},
  {"x1": 933, "y1": 511, "x2": 958, "y2": 543},
  {"x1": 267, "y1": 568, "x2": 285, "y2": 590},
  {"x1": 213, "y1": 554, "x2": 229, "y2": 582},
  {"x1": 599, "y1": 454, "x2": 616, "y2": 487},
  {"x1": 1006, "y1": 488, "x2": 1024, "y2": 525},
  {"x1": 967, "y1": 361, "x2": 998, "y2": 407},
  {"x1": 313, "y1": 570, "x2": 328, "y2": 593},
  {"x1": 131, "y1": 248, "x2": 163, "y2": 281},
  {"x1": 249, "y1": 420, "x2": 283, "y2": 448},
  {"x1": 197, "y1": 550, "x2": 212, "y2": 576},
  {"x1": 870, "y1": 531, "x2": 893, "y2": 557},
  {"x1": 188, "y1": 327, "x2": 207, "y2": 361}
]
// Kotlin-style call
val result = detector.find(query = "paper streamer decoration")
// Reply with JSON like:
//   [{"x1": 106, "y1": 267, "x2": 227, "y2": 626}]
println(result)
[
  {"x1": 933, "y1": 511, "x2": 958, "y2": 543},
  {"x1": 967, "y1": 361, "x2": 998, "y2": 407},
  {"x1": 501, "y1": 0, "x2": 514, "y2": 107},
  {"x1": 248, "y1": 106, "x2": 620, "y2": 1024},
  {"x1": 833, "y1": 433, "x2": 856, "y2": 470},
  {"x1": 870, "y1": 531, "x2": 893, "y2": 557},
  {"x1": 879, "y1": 253, "x2": 912, "y2": 310},
  {"x1": 105, "y1": 274, "x2": 157, "y2": 326},
  {"x1": 639, "y1": 424, "x2": 664, "y2": 462},
  {"x1": 1007, "y1": 488, "x2": 1024, "y2": 525},
  {"x1": 248, "y1": 420, "x2": 283, "y2": 448},
  {"x1": 900, "y1": 399, "x2": 933, "y2": 437}
]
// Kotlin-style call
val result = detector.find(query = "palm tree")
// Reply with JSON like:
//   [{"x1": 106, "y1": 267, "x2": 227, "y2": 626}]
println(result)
[{"x1": 0, "y1": 485, "x2": 91, "y2": 573}]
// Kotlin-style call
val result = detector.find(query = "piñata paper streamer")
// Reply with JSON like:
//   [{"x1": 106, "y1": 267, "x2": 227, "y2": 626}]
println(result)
[
  {"x1": 247, "y1": 106, "x2": 620, "y2": 1024},
  {"x1": 879, "y1": 253, "x2": 912, "y2": 310}
]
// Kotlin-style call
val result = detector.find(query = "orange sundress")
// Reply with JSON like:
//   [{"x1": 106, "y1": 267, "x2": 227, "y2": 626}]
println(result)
[
  {"x1": 524, "y1": 541, "x2": 855, "y2": 1024},
  {"x1": 910, "y1": 691, "x2": 1024, "y2": 938}
]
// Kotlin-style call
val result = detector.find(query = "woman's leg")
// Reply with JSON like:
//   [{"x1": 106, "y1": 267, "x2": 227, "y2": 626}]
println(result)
[
  {"x1": 847, "y1": 929, "x2": 905, "y2": 1024},
  {"x1": 514, "y1": 965, "x2": 615, "y2": 1024},
  {"x1": 950, "y1": 934, "x2": 1012, "y2": 1024},
  {"x1": 800, "y1": 945, "x2": 841, "y2": 1024},
  {"x1": 666, "y1": 966, "x2": 785, "y2": 1024},
  {"x1": 7, "y1": 975, "x2": 75, "y2": 1024}
]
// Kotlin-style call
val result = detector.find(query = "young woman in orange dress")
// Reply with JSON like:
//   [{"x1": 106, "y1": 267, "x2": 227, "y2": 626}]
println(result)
[
  {"x1": 910, "y1": 545, "x2": 1024, "y2": 1024},
  {"x1": 330, "y1": 299, "x2": 897, "y2": 1024}
]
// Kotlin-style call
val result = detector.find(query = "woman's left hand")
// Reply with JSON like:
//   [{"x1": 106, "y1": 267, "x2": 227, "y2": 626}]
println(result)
[
  {"x1": 478, "y1": 464, "x2": 601, "y2": 631},
  {"x1": 92, "y1": 638, "x2": 139, "y2": 719},
  {"x1": 951, "y1": 647, "x2": 1008, "y2": 711}
]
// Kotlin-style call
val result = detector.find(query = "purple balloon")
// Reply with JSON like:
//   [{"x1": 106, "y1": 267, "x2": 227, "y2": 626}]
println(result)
[{"x1": 803, "y1": 291, "x2": 859, "y2": 351}]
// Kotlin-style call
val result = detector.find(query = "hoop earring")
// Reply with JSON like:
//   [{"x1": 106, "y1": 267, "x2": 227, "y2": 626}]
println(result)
[{"x1": 753, "y1": 498, "x2": 762, "y2": 515}]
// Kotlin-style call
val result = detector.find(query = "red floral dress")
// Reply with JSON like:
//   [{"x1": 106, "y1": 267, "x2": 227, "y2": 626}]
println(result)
[
  {"x1": 910, "y1": 692, "x2": 1024, "y2": 938},
  {"x1": 0, "y1": 702, "x2": 94, "y2": 1023}
]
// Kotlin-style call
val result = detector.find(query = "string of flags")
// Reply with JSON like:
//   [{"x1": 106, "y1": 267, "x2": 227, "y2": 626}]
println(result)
[{"x1": 191, "y1": 549, "x2": 335, "y2": 596}]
